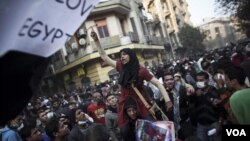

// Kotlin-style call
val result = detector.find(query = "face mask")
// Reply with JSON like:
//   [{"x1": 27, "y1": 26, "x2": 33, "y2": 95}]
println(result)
[
  {"x1": 196, "y1": 81, "x2": 206, "y2": 89},
  {"x1": 78, "y1": 120, "x2": 87, "y2": 126}
]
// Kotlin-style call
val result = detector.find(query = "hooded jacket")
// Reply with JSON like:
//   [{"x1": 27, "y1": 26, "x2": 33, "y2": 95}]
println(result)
[{"x1": 0, "y1": 126, "x2": 22, "y2": 141}]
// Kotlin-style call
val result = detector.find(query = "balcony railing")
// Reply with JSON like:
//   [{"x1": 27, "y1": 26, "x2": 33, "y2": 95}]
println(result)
[
  {"x1": 90, "y1": 0, "x2": 130, "y2": 16},
  {"x1": 167, "y1": 27, "x2": 175, "y2": 33},
  {"x1": 145, "y1": 35, "x2": 169, "y2": 46},
  {"x1": 90, "y1": 35, "x2": 122, "y2": 51},
  {"x1": 66, "y1": 48, "x2": 89, "y2": 63},
  {"x1": 51, "y1": 33, "x2": 170, "y2": 72}
]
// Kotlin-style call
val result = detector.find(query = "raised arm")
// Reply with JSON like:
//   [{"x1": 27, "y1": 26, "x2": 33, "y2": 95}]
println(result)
[
  {"x1": 90, "y1": 31, "x2": 116, "y2": 68},
  {"x1": 149, "y1": 77, "x2": 173, "y2": 110}
]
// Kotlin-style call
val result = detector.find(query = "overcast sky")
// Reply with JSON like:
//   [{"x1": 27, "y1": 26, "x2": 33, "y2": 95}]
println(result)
[{"x1": 187, "y1": 0, "x2": 221, "y2": 26}]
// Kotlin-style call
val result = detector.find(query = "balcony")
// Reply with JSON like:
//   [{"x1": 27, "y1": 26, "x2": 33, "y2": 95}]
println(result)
[
  {"x1": 90, "y1": 35, "x2": 122, "y2": 51},
  {"x1": 167, "y1": 27, "x2": 175, "y2": 33},
  {"x1": 90, "y1": 0, "x2": 130, "y2": 16},
  {"x1": 146, "y1": 35, "x2": 169, "y2": 46},
  {"x1": 66, "y1": 47, "x2": 91, "y2": 63},
  {"x1": 164, "y1": 10, "x2": 170, "y2": 17},
  {"x1": 64, "y1": 34, "x2": 137, "y2": 64}
]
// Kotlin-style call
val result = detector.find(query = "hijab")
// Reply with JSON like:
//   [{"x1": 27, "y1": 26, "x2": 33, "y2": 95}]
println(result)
[
  {"x1": 230, "y1": 88, "x2": 250, "y2": 124},
  {"x1": 118, "y1": 48, "x2": 139, "y2": 87}
]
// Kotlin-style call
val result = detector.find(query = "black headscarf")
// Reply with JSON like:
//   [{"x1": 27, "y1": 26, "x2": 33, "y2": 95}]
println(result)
[{"x1": 118, "y1": 48, "x2": 139, "y2": 87}]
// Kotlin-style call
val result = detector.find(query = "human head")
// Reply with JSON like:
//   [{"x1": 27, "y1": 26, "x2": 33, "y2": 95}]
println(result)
[
  {"x1": 106, "y1": 94, "x2": 117, "y2": 107},
  {"x1": 201, "y1": 59, "x2": 211, "y2": 71},
  {"x1": 229, "y1": 89, "x2": 250, "y2": 124},
  {"x1": 70, "y1": 106, "x2": 89, "y2": 124},
  {"x1": 124, "y1": 96, "x2": 137, "y2": 120},
  {"x1": 118, "y1": 48, "x2": 139, "y2": 86},
  {"x1": 174, "y1": 73, "x2": 181, "y2": 81},
  {"x1": 37, "y1": 107, "x2": 48, "y2": 123},
  {"x1": 45, "y1": 117, "x2": 70, "y2": 140},
  {"x1": 216, "y1": 59, "x2": 233, "y2": 74},
  {"x1": 163, "y1": 72, "x2": 174, "y2": 90},
  {"x1": 119, "y1": 48, "x2": 138, "y2": 65},
  {"x1": 92, "y1": 91, "x2": 103, "y2": 103},
  {"x1": 19, "y1": 120, "x2": 42, "y2": 141},
  {"x1": 196, "y1": 71, "x2": 209, "y2": 89},
  {"x1": 58, "y1": 108, "x2": 72, "y2": 130},
  {"x1": 224, "y1": 66, "x2": 246, "y2": 90},
  {"x1": 8, "y1": 113, "x2": 24, "y2": 130},
  {"x1": 231, "y1": 52, "x2": 245, "y2": 67},
  {"x1": 68, "y1": 101, "x2": 76, "y2": 110},
  {"x1": 52, "y1": 99, "x2": 60, "y2": 110}
]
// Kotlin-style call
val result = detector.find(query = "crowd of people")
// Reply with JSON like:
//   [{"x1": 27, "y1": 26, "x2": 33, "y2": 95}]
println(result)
[{"x1": 1, "y1": 36, "x2": 250, "y2": 141}]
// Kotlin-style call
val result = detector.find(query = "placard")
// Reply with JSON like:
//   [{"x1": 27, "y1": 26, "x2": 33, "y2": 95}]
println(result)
[{"x1": 0, "y1": 0, "x2": 100, "y2": 57}]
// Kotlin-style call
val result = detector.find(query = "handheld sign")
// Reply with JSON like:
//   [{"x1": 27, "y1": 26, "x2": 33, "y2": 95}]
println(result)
[
  {"x1": 0, "y1": 0, "x2": 100, "y2": 57},
  {"x1": 136, "y1": 119, "x2": 175, "y2": 141},
  {"x1": 0, "y1": 0, "x2": 100, "y2": 126}
]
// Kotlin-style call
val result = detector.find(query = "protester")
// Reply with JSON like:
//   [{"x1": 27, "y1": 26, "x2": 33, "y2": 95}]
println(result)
[
  {"x1": 224, "y1": 66, "x2": 250, "y2": 124},
  {"x1": 189, "y1": 71, "x2": 222, "y2": 141},
  {"x1": 120, "y1": 96, "x2": 153, "y2": 141},
  {"x1": 91, "y1": 31, "x2": 172, "y2": 128},
  {"x1": 0, "y1": 114, "x2": 23, "y2": 141},
  {"x1": 19, "y1": 119, "x2": 42, "y2": 141},
  {"x1": 105, "y1": 94, "x2": 121, "y2": 141},
  {"x1": 163, "y1": 72, "x2": 194, "y2": 140},
  {"x1": 87, "y1": 91, "x2": 106, "y2": 125},
  {"x1": 45, "y1": 117, "x2": 70, "y2": 141},
  {"x1": 68, "y1": 107, "x2": 93, "y2": 141}
]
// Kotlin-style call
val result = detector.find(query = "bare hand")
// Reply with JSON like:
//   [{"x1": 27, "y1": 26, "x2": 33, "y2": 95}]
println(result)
[
  {"x1": 165, "y1": 101, "x2": 173, "y2": 111},
  {"x1": 212, "y1": 98, "x2": 221, "y2": 106},
  {"x1": 196, "y1": 89, "x2": 203, "y2": 96},
  {"x1": 187, "y1": 87, "x2": 195, "y2": 95}
]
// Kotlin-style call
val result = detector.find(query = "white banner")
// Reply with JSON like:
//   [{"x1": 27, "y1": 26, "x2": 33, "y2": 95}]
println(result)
[{"x1": 0, "y1": 0, "x2": 100, "y2": 57}]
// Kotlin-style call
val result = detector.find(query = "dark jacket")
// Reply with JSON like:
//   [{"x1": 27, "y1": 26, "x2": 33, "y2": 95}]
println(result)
[
  {"x1": 167, "y1": 84, "x2": 190, "y2": 123},
  {"x1": 189, "y1": 85, "x2": 221, "y2": 125},
  {"x1": 67, "y1": 125, "x2": 86, "y2": 141}
]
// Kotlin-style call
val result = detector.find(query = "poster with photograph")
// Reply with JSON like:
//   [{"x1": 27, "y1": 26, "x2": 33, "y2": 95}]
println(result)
[{"x1": 136, "y1": 119, "x2": 175, "y2": 141}]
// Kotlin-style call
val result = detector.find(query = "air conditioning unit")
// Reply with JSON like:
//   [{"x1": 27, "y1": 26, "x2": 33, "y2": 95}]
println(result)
[
  {"x1": 79, "y1": 38, "x2": 87, "y2": 46},
  {"x1": 78, "y1": 28, "x2": 86, "y2": 38}
]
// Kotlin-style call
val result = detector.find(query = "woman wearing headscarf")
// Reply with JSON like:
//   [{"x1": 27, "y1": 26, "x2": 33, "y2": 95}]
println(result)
[
  {"x1": 91, "y1": 31, "x2": 172, "y2": 127},
  {"x1": 230, "y1": 88, "x2": 250, "y2": 124}
]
